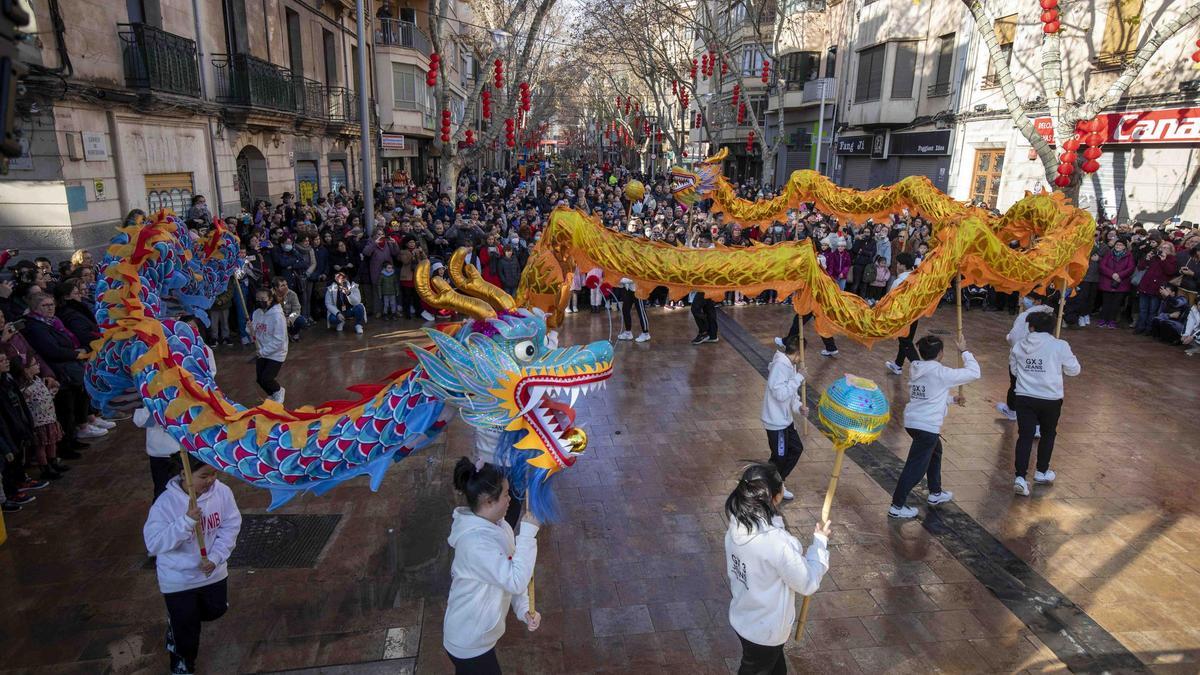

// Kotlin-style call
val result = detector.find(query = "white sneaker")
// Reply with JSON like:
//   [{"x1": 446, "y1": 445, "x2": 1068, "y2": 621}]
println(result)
[
  {"x1": 1014, "y1": 476, "x2": 1030, "y2": 496},
  {"x1": 1034, "y1": 470, "x2": 1056, "y2": 484},
  {"x1": 617, "y1": 331, "x2": 634, "y2": 341},
  {"x1": 995, "y1": 403, "x2": 1017, "y2": 421},
  {"x1": 820, "y1": 349, "x2": 839, "y2": 357},
  {"x1": 421, "y1": 310, "x2": 435, "y2": 322},
  {"x1": 885, "y1": 361, "x2": 903, "y2": 376},
  {"x1": 1034, "y1": 425, "x2": 1041, "y2": 438},
  {"x1": 355, "y1": 324, "x2": 364, "y2": 335},
  {"x1": 782, "y1": 488, "x2": 794, "y2": 501},
  {"x1": 241, "y1": 335, "x2": 251, "y2": 345},
  {"x1": 336, "y1": 321, "x2": 345, "y2": 332},
  {"x1": 269, "y1": 387, "x2": 286, "y2": 404},
  {"x1": 927, "y1": 490, "x2": 953, "y2": 505},
  {"x1": 77, "y1": 424, "x2": 107, "y2": 439},
  {"x1": 91, "y1": 418, "x2": 116, "y2": 430},
  {"x1": 635, "y1": 332, "x2": 651, "y2": 343},
  {"x1": 888, "y1": 505, "x2": 918, "y2": 518},
  {"x1": 774, "y1": 337, "x2": 786, "y2": 350}
]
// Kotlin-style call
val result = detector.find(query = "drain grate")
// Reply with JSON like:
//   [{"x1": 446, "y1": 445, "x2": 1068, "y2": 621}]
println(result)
[{"x1": 143, "y1": 514, "x2": 342, "y2": 570}]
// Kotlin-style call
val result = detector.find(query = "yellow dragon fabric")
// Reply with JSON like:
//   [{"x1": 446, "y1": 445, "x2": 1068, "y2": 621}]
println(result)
[{"x1": 516, "y1": 152, "x2": 1095, "y2": 345}]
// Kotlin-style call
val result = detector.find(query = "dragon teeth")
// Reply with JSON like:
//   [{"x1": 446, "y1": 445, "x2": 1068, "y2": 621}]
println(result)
[{"x1": 570, "y1": 388, "x2": 580, "y2": 408}]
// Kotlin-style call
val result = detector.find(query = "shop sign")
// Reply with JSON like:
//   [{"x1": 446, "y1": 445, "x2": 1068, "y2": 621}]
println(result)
[
  {"x1": 381, "y1": 133, "x2": 406, "y2": 150},
  {"x1": 835, "y1": 135, "x2": 872, "y2": 155},
  {"x1": 82, "y1": 132, "x2": 108, "y2": 161},
  {"x1": 1034, "y1": 107, "x2": 1200, "y2": 145},
  {"x1": 888, "y1": 130, "x2": 951, "y2": 156}
]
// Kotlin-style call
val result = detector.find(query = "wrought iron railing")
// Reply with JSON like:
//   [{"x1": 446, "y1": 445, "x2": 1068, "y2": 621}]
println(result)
[
  {"x1": 802, "y1": 77, "x2": 836, "y2": 102},
  {"x1": 376, "y1": 19, "x2": 432, "y2": 56},
  {"x1": 327, "y1": 87, "x2": 360, "y2": 123},
  {"x1": 212, "y1": 53, "x2": 297, "y2": 112},
  {"x1": 293, "y1": 76, "x2": 328, "y2": 119},
  {"x1": 927, "y1": 81, "x2": 951, "y2": 97},
  {"x1": 117, "y1": 23, "x2": 201, "y2": 98}
]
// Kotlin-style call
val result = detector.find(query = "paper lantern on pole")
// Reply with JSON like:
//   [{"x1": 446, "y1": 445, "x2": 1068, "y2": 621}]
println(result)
[
  {"x1": 761, "y1": 59, "x2": 770, "y2": 84},
  {"x1": 427, "y1": 53, "x2": 440, "y2": 87},
  {"x1": 624, "y1": 179, "x2": 645, "y2": 202}
]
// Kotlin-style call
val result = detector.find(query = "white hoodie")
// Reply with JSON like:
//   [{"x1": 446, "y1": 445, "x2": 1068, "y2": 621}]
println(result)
[
  {"x1": 250, "y1": 304, "x2": 288, "y2": 362},
  {"x1": 903, "y1": 352, "x2": 981, "y2": 434},
  {"x1": 324, "y1": 281, "x2": 364, "y2": 319},
  {"x1": 761, "y1": 351, "x2": 805, "y2": 431},
  {"x1": 134, "y1": 346, "x2": 216, "y2": 457},
  {"x1": 143, "y1": 476, "x2": 242, "y2": 593},
  {"x1": 1006, "y1": 304, "x2": 1054, "y2": 347},
  {"x1": 726, "y1": 516, "x2": 829, "y2": 646},
  {"x1": 1010, "y1": 332, "x2": 1080, "y2": 400},
  {"x1": 443, "y1": 507, "x2": 538, "y2": 659}
]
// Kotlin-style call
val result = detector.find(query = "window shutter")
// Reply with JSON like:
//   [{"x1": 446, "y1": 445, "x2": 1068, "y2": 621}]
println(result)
[
  {"x1": 867, "y1": 46, "x2": 884, "y2": 99},
  {"x1": 891, "y1": 41, "x2": 917, "y2": 99},
  {"x1": 936, "y1": 35, "x2": 954, "y2": 85},
  {"x1": 1100, "y1": 0, "x2": 1144, "y2": 59}
]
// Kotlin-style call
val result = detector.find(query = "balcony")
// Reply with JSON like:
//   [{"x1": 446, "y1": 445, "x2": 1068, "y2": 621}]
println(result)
[
  {"x1": 376, "y1": 19, "x2": 432, "y2": 56},
  {"x1": 769, "y1": 77, "x2": 836, "y2": 111},
  {"x1": 212, "y1": 53, "x2": 297, "y2": 112},
  {"x1": 980, "y1": 74, "x2": 1001, "y2": 89},
  {"x1": 927, "y1": 81, "x2": 951, "y2": 97},
  {"x1": 293, "y1": 76, "x2": 327, "y2": 119},
  {"x1": 327, "y1": 87, "x2": 361, "y2": 125},
  {"x1": 117, "y1": 23, "x2": 201, "y2": 98},
  {"x1": 802, "y1": 77, "x2": 836, "y2": 103}
]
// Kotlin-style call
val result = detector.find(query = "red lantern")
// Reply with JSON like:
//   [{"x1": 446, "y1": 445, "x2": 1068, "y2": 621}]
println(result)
[
  {"x1": 1191, "y1": 52, "x2": 1200, "y2": 63},
  {"x1": 1081, "y1": 160, "x2": 1101, "y2": 173},
  {"x1": 1057, "y1": 163, "x2": 1074, "y2": 175},
  {"x1": 695, "y1": 112, "x2": 702, "y2": 127},
  {"x1": 761, "y1": 59, "x2": 770, "y2": 84},
  {"x1": 427, "y1": 53, "x2": 440, "y2": 87},
  {"x1": 1083, "y1": 147, "x2": 1102, "y2": 160},
  {"x1": 701, "y1": 53, "x2": 709, "y2": 77},
  {"x1": 465, "y1": 129, "x2": 474, "y2": 145},
  {"x1": 655, "y1": 129, "x2": 663, "y2": 143},
  {"x1": 721, "y1": 59, "x2": 728, "y2": 76},
  {"x1": 1062, "y1": 138, "x2": 1081, "y2": 151},
  {"x1": 1054, "y1": 176, "x2": 1071, "y2": 188},
  {"x1": 1084, "y1": 132, "x2": 1104, "y2": 146},
  {"x1": 1043, "y1": 21, "x2": 1060, "y2": 33},
  {"x1": 1059, "y1": 151, "x2": 1077, "y2": 165},
  {"x1": 681, "y1": 90, "x2": 689, "y2": 107},
  {"x1": 493, "y1": 59, "x2": 504, "y2": 88},
  {"x1": 1040, "y1": 0, "x2": 1057, "y2": 8},
  {"x1": 737, "y1": 102, "x2": 746, "y2": 124},
  {"x1": 746, "y1": 130, "x2": 756, "y2": 152},
  {"x1": 1041, "y1": 10, "x2": 1057, "y2": 23},
  {"x1": 691, "y1": 58, "x2": 698, "y2": 79},
  {"x1": 481, "y1": 89, "x2": 491, "y2": 119}
]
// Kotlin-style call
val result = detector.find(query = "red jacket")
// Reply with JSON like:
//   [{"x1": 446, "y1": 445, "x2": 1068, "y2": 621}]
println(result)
[
  {"x1": 1099, "y1": 251, "x2": 1135, "y2": 292},
  {"x1": 1135, "y1": 253, "x2": 1179, "y2": 295},
  {"x1": 826, "y1": 249, "x2": 852, "y2": 281}
]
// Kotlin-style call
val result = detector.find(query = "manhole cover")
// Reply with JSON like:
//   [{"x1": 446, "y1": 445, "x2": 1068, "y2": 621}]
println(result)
[
  {"x1": 142, "y1": 514, "x2": 342, "y2": 570},
  {"x1": 928, "y1": 329, "x2": 950, "y2": 336}
]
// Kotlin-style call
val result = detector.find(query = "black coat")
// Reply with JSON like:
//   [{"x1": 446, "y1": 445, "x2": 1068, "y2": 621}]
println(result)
[
  {"x1": 0, "y1": 372, "x2": 34, "y2": 454},
  {"x1": 58, "y1": 300, "x2": 100, "y2": 345},
  {"x1": 21, "y1": 317, "x2": 84, "y2": 386}
]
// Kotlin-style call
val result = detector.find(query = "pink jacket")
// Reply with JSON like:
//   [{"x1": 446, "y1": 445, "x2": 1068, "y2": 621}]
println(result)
[
  {"x1": 826, "y1": 250, "x2": 852, "y2": 280},
  {"x1": 1099, "y1": 251, "x2": 1135, "y2": 292}
]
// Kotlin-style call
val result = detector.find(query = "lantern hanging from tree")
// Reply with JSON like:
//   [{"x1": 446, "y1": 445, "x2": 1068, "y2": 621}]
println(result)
[
  {"x1": 427, "y1": 53, "x2": 440, "y2": 87},
  {"x1": 493, "y1": 59, "x2": 504, "y2": 88}
]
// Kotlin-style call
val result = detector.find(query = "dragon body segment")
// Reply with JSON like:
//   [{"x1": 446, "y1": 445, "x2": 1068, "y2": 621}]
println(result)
[{"x1": 86, "y1": 213, "x2": 613, "y2": 516}]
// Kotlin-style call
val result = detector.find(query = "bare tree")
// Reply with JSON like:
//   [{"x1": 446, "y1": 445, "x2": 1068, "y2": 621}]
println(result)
[{"x1": 966, "y1": 0, "x2": 1200, "y2": 198}]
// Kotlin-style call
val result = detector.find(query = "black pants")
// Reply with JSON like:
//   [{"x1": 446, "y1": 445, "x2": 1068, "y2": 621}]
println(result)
[
  {"x1": 150, "y1": 456, "x2": 175, "y2": 501},
  {"x1": 1, "y1": 442, "x2": 26, "y2": 497},
  {"x1": 894, "y1": 321, "x2": 919, "y2": 367},
  {"x1": 891, "y1": 428, "x2": 943, "y2": 507},
  {"x1": 766, "y1": 424, "x2": 804, "y2": 481},
  {"x1": 621, "y1": 288, "x2": 648, "y2": 333},
  {"x1": 1005, "y1": 371, "x2": 1017, "y2": 410},
  {"x1": 737, "y1": 634, "x2": 786, "y2": 675},
  {"x1": 53, "y1": 383, "x2": 88, "y2": 445},
  {"x1": 691, "y1": 292, "x2": 718, "y2": 338},
  {"x1": 448, "y1": 647, "x2": 501, "y2": 674},
  {"x1": 400, "y1": 285, "x2": 420, "y2": 318},
  {"x1": 1099, "y1": 291, "x2": 1126, "y2": 322},
  {"x1": 164, "y1": 578, "x2": 229, "y2": 673},
  {"x1": 1080, "y1": 281, "x2": 1099, "y2": 315},
  {"x1": 785, "y1": 314, "x2": 837, "y2": 351},
  {"x1": 504, "y1": 487, "x2": 524, "y2": 531},
  {"x1": 255, "y1": 358, "x2": 283, "y2": 397},
  {"x1": 1013, "y1": 395, "x2": 1062, "y2": 477}
]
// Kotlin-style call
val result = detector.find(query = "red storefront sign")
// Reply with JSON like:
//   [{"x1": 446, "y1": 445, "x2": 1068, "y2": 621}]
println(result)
[{"x1": 1033, "y1": 107, "x2": 1200, "y2": 145}]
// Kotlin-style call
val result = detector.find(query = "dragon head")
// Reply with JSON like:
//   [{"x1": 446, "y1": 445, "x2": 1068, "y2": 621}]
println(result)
[
  {"x1": 413, "y1": 251, "x2": 614, "y2": 478},
  {"x1": 670, "y1": 147, "x2": 728, "y2": 207}
]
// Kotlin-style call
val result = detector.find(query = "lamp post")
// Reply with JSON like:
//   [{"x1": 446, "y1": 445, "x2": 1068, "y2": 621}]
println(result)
[
  {"x1": 356, "y1": 0, "x2": 373, "y2": 234},
  {"x1": 647, "y1": 114, "x2": 659, "y2": 174}
]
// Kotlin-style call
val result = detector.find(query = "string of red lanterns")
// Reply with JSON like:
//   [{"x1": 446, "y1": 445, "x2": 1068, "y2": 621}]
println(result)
[{"x1": 427, "y1": 53, "x2": 439, "y2": 87}]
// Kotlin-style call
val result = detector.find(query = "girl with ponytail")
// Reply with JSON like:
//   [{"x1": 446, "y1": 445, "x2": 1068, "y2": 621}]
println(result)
[
  {"x1": 443, "y1": 457, "x2": 541, "y2": 674},
  {"x1": 724, "y1": 463, "x2": 831, "y2": 674}
]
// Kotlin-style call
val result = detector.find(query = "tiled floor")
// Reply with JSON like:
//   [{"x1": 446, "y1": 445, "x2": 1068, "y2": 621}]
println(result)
[{"x1": 0, "y1": 301, "x2": 1196, "y2": 673}]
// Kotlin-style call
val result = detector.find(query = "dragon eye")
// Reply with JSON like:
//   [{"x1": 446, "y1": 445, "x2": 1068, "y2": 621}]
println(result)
[{"x1": 513, "y1": 340, "x2": 536, "y2": 362}]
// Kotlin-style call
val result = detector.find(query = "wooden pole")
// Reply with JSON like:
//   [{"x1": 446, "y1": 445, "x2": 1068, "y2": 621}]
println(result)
[
  {"x1": 528, "y1": 575, "x2": 536, "y2": 616},
  {"x1": 1054, "y1": 278, "x2": 1068, "y2": 338},
  {"x1": 956, "y1": 275, "x2": 965, "y2": 400},
  {"x1": 795, "y1": 448, "x2": 846, "y2": 641},
  {"x1": 178, "y1": 452, "x2": 210, "y2": 565},
  {"x1": 797, "y1": 315, "x2": 808, "y2": 438},
  {"x1": 233, "y1": 274, "x2": 251, "y2": 340}
]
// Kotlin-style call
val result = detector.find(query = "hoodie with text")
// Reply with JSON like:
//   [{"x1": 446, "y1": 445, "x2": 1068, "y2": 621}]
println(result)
[
  {"x1": 903, "y1": 352, "x2": 981, "y2": 434},
  {"x1": 1010, "y1": 332, "x2": 1081, "y2": 400},
  {"x1": 143, "y1": 476, "x2": 242, "y2": 594},
  {"x1": 443, "y1": 507, "x2": 538, "y2": 659},
  {"x1": 726, "y1": 516, "x2": 829, "y2": 646}
]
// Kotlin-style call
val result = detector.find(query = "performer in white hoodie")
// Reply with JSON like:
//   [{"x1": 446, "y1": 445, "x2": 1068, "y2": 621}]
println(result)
[
  {"x1": 249, "y1": 289, "x2": 288, "y2": 403},
  {"x1": 1011, "y1": 311, "x2": 1080, "y2": 496},
  {"x1": 996, "y1": 291, "x2": 1055, "y2": 421},
  {"x1": 761, "y1": 345, "x2": 807, "y2": 501},
  {"x1": 725, "y1": 463, "x2": 830, "y2": 674},
  {"x1": 444, "y1": 458, "x2": 540, "y2": 674},
  {"x1": 143, "y1": 453, "x2": 242, "y2": 675},
  {"x1": 888, "y1": 335, "x2": 980, "y2": 519}
]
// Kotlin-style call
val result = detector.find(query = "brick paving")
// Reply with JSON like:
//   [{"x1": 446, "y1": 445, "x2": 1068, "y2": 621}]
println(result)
[{"x1": 0, "y1": 303, "x2": 1197, "y2": 673}]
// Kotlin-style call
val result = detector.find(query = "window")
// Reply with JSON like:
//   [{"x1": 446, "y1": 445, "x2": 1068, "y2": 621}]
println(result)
[
  {"x1": 825, "y1": 46, "x2": 836, "y2": 79},
  {"x1": 891, "y1": 41, "x2": 917, "y2": 99},
  {"x1": 930, "y1": 33, "x2": 954, "y2": 96},
  {"x1": 285, "y1": 9, "x2": 302, "y2": 75},
  {"x1": 145, "y1": 172, "x2": 194, "y2": 214},
  {"x1": 854, "y1": 44, "x2": 885, "y2": 102},
  {"x1": 398, "y1": 7, "x2": 416, "y2": 22},
  {"x1": 780, "y1": 51, "x2": 819, "y2": 87},
  {"x1": 983, "y1": 19, "x2": 1012, "y2": 87},
  {"x1": 729, "y1": 2, "x2": 747, "y2": 26},
  {"x1": 392, "y1": 63, "x2": 424, "y2": 109},
  {"x1": 322, "y1": 29, "x2": 338, "y2": 85},
  {"x1": 969, "y1": 150, "x2": 1004, "y2": 208},
  {"x1": 741, "y1": 44, "x2": 768, "y2": 76},
  {"x1": 1098, "y1": 0, "x2": 1143, "y2": 66}
]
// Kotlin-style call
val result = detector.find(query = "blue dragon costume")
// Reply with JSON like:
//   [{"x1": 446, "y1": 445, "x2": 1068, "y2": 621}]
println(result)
[{"x1": 85, "y1": 212, "x2": 613, "y2": 520}]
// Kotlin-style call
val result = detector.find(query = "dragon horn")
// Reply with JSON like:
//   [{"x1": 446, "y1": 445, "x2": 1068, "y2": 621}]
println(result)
[
  {"x1": 415, "y1": 258, "x2": 497, "y2": 319},
  {"x1": 704, "y1": 147, "x2": 729, "y2": 164},
  {"x1": 447, "y1": 248, "x2": 517, "y2": 312}
]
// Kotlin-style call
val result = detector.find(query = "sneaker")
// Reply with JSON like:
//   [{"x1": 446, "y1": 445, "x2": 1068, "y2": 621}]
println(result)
[
  {"x1": 10, "y1": 492, "x2": 35, "y2": 505},
  {"x1": 885, "y1": 361, "x2": 903, "y2": 376},
  {"x1": 241, "y1": 335, "x2": 252, "y2": 345},
  {"x1": 355, "y1": 324, "x2": 364, "y2": 335},
  {"x1": 635, "y1": 332, "x2": 651, "y2": 343},
  {"x1": 1014, "y1": 476, "x2": 1030, "y2": 496},
  {"x1": 1034, "y1": 470, "x2": 1056, "y2": 484},
  {"x1": 927, "y1": 490, "x2": 953, "y2": 505},
  {"x1": 421, "y1": 310, "x2": 435, "y2": 322},
  {"x1": 703, "y1": 335, "x2": 720, "y2": 343},
  {"x1": 336, "y1": 321, "x2": 345, "y2": 332},
  {"x1": 995, "y1": 403, "x2": 1017, "y2": 421},
  {"x1": 691, "y1": 334, "x2": 707, "y2": 345},
  {"x1": 1187, "y1": 346, "x2": 1200, "y2": 356},
  {"x1": 50, "y1": 459, "x2": 71, "y2": 473},
  {"x1": 782, "y1": 488, "x2": 794, "y2": 501},
  {"x1": 268, "y1": 387, "x2": 286, "y2": 404},
  {"x1": 2, "y1": 501, "x2": 20, "y2": 512},
  {"x1": 20, "y1": 478, "x2": 50, "y2": 491},
  {"x1": 820, "y1": 349, "x2": 839, "y2": 357},
  {"x1": 91, "y1": 418, "x2": 116, "y2": 430},
  {"x1": 888, "y1": 505, "x2": 918, "y2": 519},
  {"x1": 77, "y1": 424, "x2": 107, "y2": 439},
  {"x1": 774, "y1": 337, "x2": 786, "y2": 350},
  {"x1": 617, "y1": 331, "x2": 634, "y2": 341},
  {"x1": 1034, "y1": 425, "x2": 1041, "y2": 438}
]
